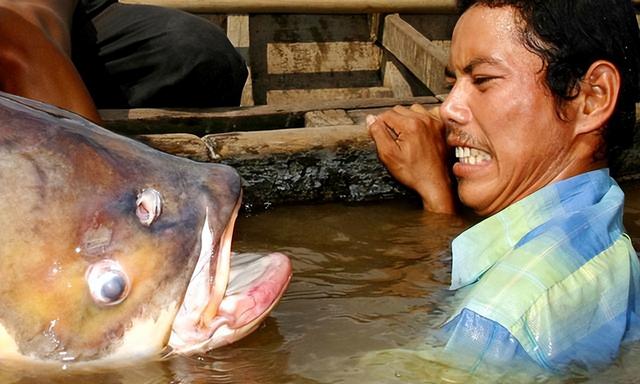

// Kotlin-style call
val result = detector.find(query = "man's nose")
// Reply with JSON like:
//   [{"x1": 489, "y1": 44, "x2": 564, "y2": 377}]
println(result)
[{"x1": 439, "y1": 86, "x2": 472, "y2": 126}]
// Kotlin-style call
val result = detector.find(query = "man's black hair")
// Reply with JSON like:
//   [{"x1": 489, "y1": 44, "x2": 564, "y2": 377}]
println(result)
[{"x1": 458, "y1": 0, "x2": 640, "y2": 172}]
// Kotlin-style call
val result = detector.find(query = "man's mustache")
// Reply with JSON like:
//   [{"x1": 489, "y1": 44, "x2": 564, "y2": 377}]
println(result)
[{"x1": 445, "y1": 125, "x2": 479, "y2": 147}]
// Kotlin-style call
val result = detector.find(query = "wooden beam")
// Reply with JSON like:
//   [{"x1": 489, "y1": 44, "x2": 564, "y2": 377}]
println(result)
[
  {"x1": 304, "y1": 109, "x2": 354, "y2": 127},
  {"x1": 382, "y1": 60, "x2": 415, "y2": 98},
  {"x1": 118, "y1": 0, "x2": 458, "y2": 13},
  {"x1": 201, "y1": 125, "x2": 411, "y2": 207},
  {"x1": 204, "y1": 124, "x2": 369, "y2": 158},
  {"x1": 266, "y1": 87, "x2": 394, "y2": 105},
  {"x1": 266, "y1": 42, "x2": 381, "y2": 74},
  {"x1": 248, "y1": 14, "x2": 374, "y2": 104},
  {"x1": 134, "y1": 133, "x2": 211, "y2": 162},
  {"x1": 100, "y1": 95, "x2": 441, "y2": 135},
  {"x1": 382, "y1": 14, "x2": 449, "y2": 95}
]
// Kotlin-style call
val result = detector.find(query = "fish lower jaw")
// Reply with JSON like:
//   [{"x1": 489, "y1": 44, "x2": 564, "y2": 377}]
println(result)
[
  {"x1": 166, "y1": 314, "x2": 233, "y2": 354},
  {"x1": 191, "y1": 291, "x2": 285, "y2": 353},
  {"x1": 168, "y1": 251, "x2": 292, "y2": 355},
  {"x1": 454, "y1": 146, "x2": 491, "y2": 165},
  {"x1": 167, "y1": 305, "x2": 262, "y2": 354}
]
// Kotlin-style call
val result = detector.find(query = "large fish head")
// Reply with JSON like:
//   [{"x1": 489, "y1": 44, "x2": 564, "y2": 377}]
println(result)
[{"x1": 0, "y1": 93, "x2": 291, "y2": 363}]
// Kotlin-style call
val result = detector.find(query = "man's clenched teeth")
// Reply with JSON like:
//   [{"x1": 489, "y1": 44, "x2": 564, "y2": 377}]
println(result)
[{"x1": 455, "y1": 147, "x2": 492, "y2": 165}]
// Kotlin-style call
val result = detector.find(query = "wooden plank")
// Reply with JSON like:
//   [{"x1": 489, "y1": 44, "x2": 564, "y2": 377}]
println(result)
[
  {"x1": 226, "y1": 15, "x2": 249, "y2": 47},
  {"x1": 239, "y1": 67, "x2": 254, "y2": 107},
  {"x1": 101, "y1": 96, "x2": 440, "y2": 121},
  {"x1": 226, "y1": 15, "x2": 254, "y2": 106},
  {"x1": 249, "y1": 14, "x2": 373, "y2": 44},
  {"x1": 304, "y1": 109, "x2": 354, "y2": 127},
  {"x1": 382, "y1": 14, "x2": 449, "y2": 95},
  {"x1": 119, "y1": 0, "x2": 458, "y2": 13},
  {"x1": 248, "y1": 14, "x2": 373, "y2": 104},
  {"x1": 261, "y1": 71, "x2": 381, "y2": 91},
  {"x1": 204, "y1": 124, "x2": 369, "y2": 158},
  {"x1": 381, "y1": 52, "x2": 433, "y2": 97},
  {"x1": 266, "y1": 87, "x2": 394, "y2": 105},
  {"x1": 382, "y1": 60, "x2": 414, "y2": 98},
  {"x1": 201, "y1": 125, "x2": 411, "y2": 208},
  {"x1": 267, "y1": 42, "x2": 381, "y2": 74},
  {"x1": 100, "y1": 95, "x2": 441, "y2": 135},
  {"x1": 134, "y1": 133, "x2": 211, "y2": 162}
]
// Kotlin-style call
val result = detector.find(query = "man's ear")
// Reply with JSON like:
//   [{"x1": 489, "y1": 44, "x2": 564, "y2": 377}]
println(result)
[{"x1": 574, "y1": 60, "x2": 620, "y2": 135}]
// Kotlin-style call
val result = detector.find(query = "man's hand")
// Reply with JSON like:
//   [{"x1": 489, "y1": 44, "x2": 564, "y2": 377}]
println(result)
[{"x1": 367, "y1": 104, "x2": 456, "y2": 214}]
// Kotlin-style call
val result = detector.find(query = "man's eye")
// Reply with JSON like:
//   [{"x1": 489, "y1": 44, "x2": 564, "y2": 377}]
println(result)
[
  {"x1": 444, "y1": 74, "x2": 456, "y2": 91},
  {"x1": 473, "y1": 76, "x2": 496, "y2": 85}
]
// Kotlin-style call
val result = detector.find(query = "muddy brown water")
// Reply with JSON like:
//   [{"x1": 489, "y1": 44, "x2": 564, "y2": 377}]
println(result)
[{"x1": 2, "y1": 185, "x2": 640, "y2": 383}]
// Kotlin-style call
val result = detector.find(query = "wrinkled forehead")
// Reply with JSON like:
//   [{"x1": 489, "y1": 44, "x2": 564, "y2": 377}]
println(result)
[{"x1": 448, "y1": 5, "x2": 544, "y2": 74}]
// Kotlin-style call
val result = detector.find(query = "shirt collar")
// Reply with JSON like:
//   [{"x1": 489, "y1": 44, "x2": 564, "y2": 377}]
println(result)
[{"x1": 449, "y1": 169, "x2": 613, "y2": 290}]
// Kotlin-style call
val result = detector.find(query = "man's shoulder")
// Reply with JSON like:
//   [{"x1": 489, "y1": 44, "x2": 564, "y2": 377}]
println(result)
[
  {"x1": 449, "y1": 227, "x2": 638, "y2": 367},
  {"x1": 453, "y1": 183, "x2": 634, "y2": 330}
]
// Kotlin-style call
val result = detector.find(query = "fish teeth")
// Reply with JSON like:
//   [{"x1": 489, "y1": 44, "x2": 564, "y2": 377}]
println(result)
[{"x1": 455, "y1": 146, "x2": 491, "y2": 165}]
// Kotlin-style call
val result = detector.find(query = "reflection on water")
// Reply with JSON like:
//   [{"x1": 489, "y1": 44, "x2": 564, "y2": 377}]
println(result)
[{"x1": 1, "y1": 186, "x2": 639, "y2": 383}]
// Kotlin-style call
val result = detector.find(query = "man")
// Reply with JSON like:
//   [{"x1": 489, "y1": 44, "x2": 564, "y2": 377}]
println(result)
[
  {"x1": 368, "y1": 0, "x2": 640, "y2": 372},
  {"x1": 0, "y1": 0, "x2": 247, "y2": 123}
]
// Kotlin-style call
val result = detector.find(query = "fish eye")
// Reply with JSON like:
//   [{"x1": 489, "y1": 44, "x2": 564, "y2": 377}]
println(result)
[
  {"x1": 136, "y1": 188, "x2": 163, "y2": 226},
  {"x1": 86, "y1": 259, "x2": 131, "y2": 306}
]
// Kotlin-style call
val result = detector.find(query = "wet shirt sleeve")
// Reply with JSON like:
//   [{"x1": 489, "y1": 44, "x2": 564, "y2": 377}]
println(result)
[{"x1": 441, "y1": 308, "x2": 533, "y2": 371}]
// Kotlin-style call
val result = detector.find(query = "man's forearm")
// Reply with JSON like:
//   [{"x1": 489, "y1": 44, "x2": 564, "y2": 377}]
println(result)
[
  {"x1": 0, "y1": 0, "x2": 78, "y2": 54},
  {"x1": 0, "y1": 2, "x2": 101, "y2": 123}
]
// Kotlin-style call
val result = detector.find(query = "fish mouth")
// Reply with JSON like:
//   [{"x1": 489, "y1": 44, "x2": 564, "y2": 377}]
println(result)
[{"x1": 167, "y1": 198, "x2": 292, "y2": 355}]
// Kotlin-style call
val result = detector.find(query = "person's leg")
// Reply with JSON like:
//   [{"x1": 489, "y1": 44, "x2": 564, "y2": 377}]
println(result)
[{"x1": 72, "y1": 1, "x2": 248, "y2": 109}]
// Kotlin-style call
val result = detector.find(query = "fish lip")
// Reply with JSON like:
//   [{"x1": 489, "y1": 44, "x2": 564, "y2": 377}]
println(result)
[{"x1": 167, "y1": 193, "x2": 242, "y2": 354}]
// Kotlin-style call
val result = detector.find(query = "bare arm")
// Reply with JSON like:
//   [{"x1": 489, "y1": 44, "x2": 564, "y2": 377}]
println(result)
[
  {"x1": 0, "y1": 0, "x2": 77, "y2": 54},
  {"x1": 0, "y1": 1, "x2": 101, "y2": 123},
  {"x1": 367, "y1": 104, "x2": 456, "y2": 214}
]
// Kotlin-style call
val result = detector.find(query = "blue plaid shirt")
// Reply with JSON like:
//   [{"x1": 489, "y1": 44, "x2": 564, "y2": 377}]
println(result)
[{"x1": 442, "y1": 169, "x2": 640, "y2": 371}]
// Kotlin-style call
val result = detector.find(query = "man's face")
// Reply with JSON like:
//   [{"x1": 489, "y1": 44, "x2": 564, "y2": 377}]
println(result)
[{"x1": 441, "y1": 5, "x2": 577, "y2": 216}]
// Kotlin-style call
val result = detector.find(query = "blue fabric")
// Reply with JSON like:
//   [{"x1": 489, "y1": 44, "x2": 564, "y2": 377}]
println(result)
[{"x1": 442, "y1": 169, "x2": 640, "y2": 372}]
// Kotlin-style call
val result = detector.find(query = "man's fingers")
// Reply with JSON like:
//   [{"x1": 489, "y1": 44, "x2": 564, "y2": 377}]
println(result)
[
  {"x1": 366, "y1": 114, "x2": 377, "y2": 127},
  {"x1": 409, "y1": 104, "x2": 429, "y2": 114},
  {"x1": 392, "y1": 105, "x2": 418, "y2": 118},
  {"x1": 409, "y1": 104, "x2": 440, "y2": 121},
  {"x1": 367, "y1": 114, "x2": 401, "y2": 148}
]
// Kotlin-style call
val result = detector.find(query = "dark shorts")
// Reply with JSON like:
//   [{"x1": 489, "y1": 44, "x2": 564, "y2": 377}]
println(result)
[{"x1": 72, "y1": 0, "x2": 248, "y2": 108}]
